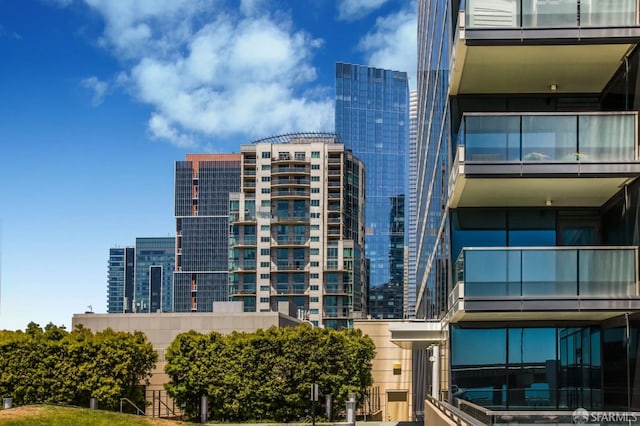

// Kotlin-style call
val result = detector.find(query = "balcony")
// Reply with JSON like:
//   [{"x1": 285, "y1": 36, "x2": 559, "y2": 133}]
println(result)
[
  {"x1": 448, "y1": 246, "x2": 640, "y2": 322},
  {"x1": 275, "y1": 261, "x2": 308, "y2": 271},
  {"x1": 323, "y1": 307, "x2": 351, "y2": 318},
  {"x1": 271, "y1": 177, "x2": 310, "y2": 187},
  {"x1": 449, "y1": 112, "x2": 640, "y2": 207},
  {"x1": 272, "y1": 165, "x2": 310, "y2": 175},
  {"x1": 270, "y1": 214, "x2": 309, "y2": 223},
  {"x1": 450, "y1": 0, "x2": 640, "y2": 95},
  {"x1": 271, "y1": 188, "x2": 310, "y2": 199},
  {"x1": 229, "y1": 236, "x2": 257, "y2": 247},
  {"x1": 274, "y1": 236, "x2": 308, "y2": 246},
  {"x1": 229, "y1": 259, "x2": 256, "y2": 272}
]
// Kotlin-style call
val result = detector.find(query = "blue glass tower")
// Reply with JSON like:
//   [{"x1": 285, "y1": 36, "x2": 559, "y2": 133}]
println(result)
[
  {"x1": 134, "y1": 237, "x2": 175, "y2": 313},
  {"x1": 335, "y1": 62, "x2": 409, "y2": 319},
  {"x1": 107, "y1": 247, "x2": 135, "y2": 313}
]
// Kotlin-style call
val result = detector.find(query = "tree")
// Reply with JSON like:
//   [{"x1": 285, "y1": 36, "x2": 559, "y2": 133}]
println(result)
[
  {"x1": 164, "y1": 325, "x2": 375, "y2": 422},
  {"x1": 0, "y1": 323, "x2": 157, "y2": 410}
]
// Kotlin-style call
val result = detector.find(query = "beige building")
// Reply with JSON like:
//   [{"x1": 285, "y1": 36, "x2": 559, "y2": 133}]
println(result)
[
  {"x1": 355, "y1": 320, "x2": 414, "y2": 422},
  {"x1": 72, "y1": 309, "x2": 300, "y2": 415},
  {"x1": 229, "y1": 133, "x2": 367, "y2": 330}
]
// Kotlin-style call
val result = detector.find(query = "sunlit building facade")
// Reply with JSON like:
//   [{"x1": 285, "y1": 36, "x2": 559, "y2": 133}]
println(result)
[
  {"x1": 173, "y1": 154, "x2": 241, "y2": 312},
  {"x1": 107, "y1": 247, "x2": 135, "y2": 313},
  {"x1": 228, "y1": 133, "x2": 367, "y2": 329},
  {"x1": 335, "y1": 62, "x2": 409, "y2": 319},
  {"x1": 410, "y1": 0, "x2": 640, "y2": 419}
]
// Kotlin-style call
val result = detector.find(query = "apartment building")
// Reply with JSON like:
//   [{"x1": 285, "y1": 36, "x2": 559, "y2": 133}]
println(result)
[
  {"x1": 228, "y1": 133, "x2": 367, "y2": 329},
  {"x1": 398, "y1": 0, "x2": 640, "y2": 421}
]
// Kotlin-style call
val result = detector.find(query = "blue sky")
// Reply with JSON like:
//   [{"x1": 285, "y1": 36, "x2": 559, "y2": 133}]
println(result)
[{"x1": 0, "y1": 0, "x2": 416, "y2": 330}]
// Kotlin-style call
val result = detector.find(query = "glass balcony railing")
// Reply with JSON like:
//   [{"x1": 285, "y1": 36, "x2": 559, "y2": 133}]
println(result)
[
  {"x1": 459, "y1": 113, "x2": 637, "y2": 163},
  {"x1": 454, "y1": 247, "x2": 638, "y2": 298},
  {"x1": 464, "y1": 0, "x2": 637, "y2": 29}
]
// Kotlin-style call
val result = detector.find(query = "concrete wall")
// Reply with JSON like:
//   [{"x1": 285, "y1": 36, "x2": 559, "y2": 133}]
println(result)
[
  {"x1": 354, "y1": 320, "x2": 413, "y2": 422},
  {"x1": 72, "y1": 312, "x2": 300, "y2": 415}
]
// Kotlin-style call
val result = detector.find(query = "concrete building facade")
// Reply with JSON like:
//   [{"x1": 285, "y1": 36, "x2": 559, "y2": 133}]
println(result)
[{"x1": 229, "y1": 133, "x2": 367, "y2": 329}]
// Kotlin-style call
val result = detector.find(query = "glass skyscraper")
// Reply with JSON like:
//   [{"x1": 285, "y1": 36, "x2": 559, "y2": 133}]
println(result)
[
  {"x1": 173, "y1": 154, "x2": 241, "y2": 312},
  {"x1": 107, "y1": 246, "x2": 135, "y2": 313},
  {"x1": 133, "y1": 237, "x2": 175, "y2": 313},
  {"x1": 335, "y1": 62, "x2": 409, "y2": 319}
]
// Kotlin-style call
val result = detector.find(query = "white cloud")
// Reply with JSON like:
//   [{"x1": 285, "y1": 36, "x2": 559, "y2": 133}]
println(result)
[
  {"x1": 81, "y1": 0, "x2": 334, "y2": 148},
  {"x1": 358, "y1": 2, "x2": 417, "y2": 89},
  {"x1": 80, "y1": 76, "x2": 108, "y2": 106},
  {"x1": 337, "y1": 0, "x2": 390, "y2": 21}
]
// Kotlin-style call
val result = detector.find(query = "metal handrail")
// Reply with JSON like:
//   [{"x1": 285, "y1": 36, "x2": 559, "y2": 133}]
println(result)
[{"x1": 120, "y1": 398, "x2": 145, "y2": 416}]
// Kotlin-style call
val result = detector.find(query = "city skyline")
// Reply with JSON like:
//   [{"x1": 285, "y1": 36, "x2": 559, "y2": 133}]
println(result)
[{"x1": 0, "y1": 0, "x2": 416, "y2": 330}]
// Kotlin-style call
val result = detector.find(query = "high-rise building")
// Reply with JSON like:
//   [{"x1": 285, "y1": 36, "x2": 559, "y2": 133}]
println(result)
[
  {"x1": 407, "y1": 90, "x2": 418, "y2": 318},
  {"x1": 228, "y1": 133, "x2": 367, "y2": 329},
  {"x1": 134, "y1": 237, "x2": 175, "y2": 313},
  {"x1": 107, "y1": 247, "x2": 135, "y2": 313},
  {"x1": 335, "y1": 62, "x2": 409, "y2": 319},
  {"x1": 173, "y1": 154, "x2": 241, "y2": 312},
  {"x1": 408, "y1": 0, "x2": 640, "y2": 419}
]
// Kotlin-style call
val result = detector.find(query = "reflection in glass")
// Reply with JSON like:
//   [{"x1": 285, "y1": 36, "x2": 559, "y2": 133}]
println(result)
[
  {"x1": 452, "y1": 326, "x2": 604, "y2": 410},
  {"x1": 522, "y1": 115, "x2": 575, "y2": 161},
  {"x1": 465, "y1": 116, "x2": 520, "y2": 161},
  {"x1": 456, "y1": 248, "x2": 636, "y2": 298}
]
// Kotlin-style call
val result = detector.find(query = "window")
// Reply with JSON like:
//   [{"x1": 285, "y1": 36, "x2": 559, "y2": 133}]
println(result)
[
  {"x1": 295, "y1": 152, "x2": 305, "y2": 160},
  {"x1": 260, "y1": 249, "x2": 270, "y2": 256},
  {"x1": 260, "y1": 285, "x2": 269, "y2": 291},
  {"x1": 310, "y1": 248, "x2": 320, "y2": 255},
  {"x1": 310, "y1": 297, "x2": 319, "y2": 303},
  {"x1": 261, "y1": 176, "x2": 271, "y2": 182},
  {"x1": 311, "y1": 176, "x2": 320, "y2": 182},
  {"x1": 261, "y1": 237, "x2": 270, "y2": 243},
  {"x1": 261, "y1": 152, "x2": 271, "y2": 158},
  {"x1": 311, "y1": 151, "x2": 320, "y2": 158},
  {"x1": 261, "y1": 225, "x2": 270, "y2": 231},
  {"x1": 261, "y1": 164, "x2": 271, "y2": 170},
  {"x1": 261, "y1": 200, "x2": 270, "y2": 207},
  {"x1": 261, "y1": 188, "x2": 271, "y2": 194},
  {"x1": 311, "y1": 188, "x2": 320, "y2": 193},
  {"x1": 311, "y1": 200, "x2": 320, "y2": 206},
  {"x1": 311, "y1": 225, "x2": 320, "y2": 230},
  {"x1": 311, "y1": 164, "x2": 320, "y2": 170},
  {"x1": 310, "y1": 261, "x2": 319, "y2": 267},
  {"x1": 310, "y1": 213, "x2": 321, "y2": 219},
  {"x1": 260, "y1": 274, "x2": 270, "y2": 280},
  {"x1": 310, "y1": 274, "x2": 319, "y2": 279},
  {"x1": 260, "y1": 261, "x2": 270, "y2": 268},
  {"x1": 310, "y1": 284, "x2": 319, "y2": 290},
  {"x1": 260, "y1": 297, "x2": 270, "y2": 303},
  {"x1": 311, "y1": 236, "x2": 319, "y2": 242}
]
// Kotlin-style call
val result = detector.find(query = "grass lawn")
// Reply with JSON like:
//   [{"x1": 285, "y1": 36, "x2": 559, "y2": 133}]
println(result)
[{"x1": 0, "y1": 405, "x2": 187, "y2": 425}]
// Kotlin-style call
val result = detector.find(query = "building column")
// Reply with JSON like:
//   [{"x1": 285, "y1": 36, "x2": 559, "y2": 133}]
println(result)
[{"x1": 431, "y1": 345, "x2": 440, "y2": 400}]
